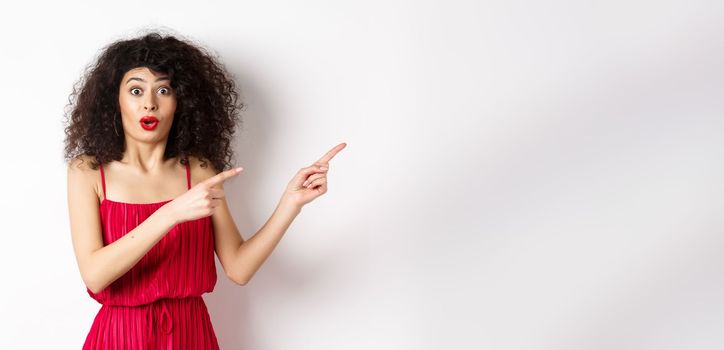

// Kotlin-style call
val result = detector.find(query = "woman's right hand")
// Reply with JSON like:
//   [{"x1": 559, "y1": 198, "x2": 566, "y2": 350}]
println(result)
[{"x1": 161, "y1": 166, "x2": 244, "y2": 225}]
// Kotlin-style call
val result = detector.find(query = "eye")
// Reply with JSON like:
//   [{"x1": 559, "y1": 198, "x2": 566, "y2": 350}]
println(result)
[
  {"x1": 158, "y1": 87, "x2": 171, "y2": 95},
  {"x1": 130, "y1": 88, "x2": 142, "y2": 96}
]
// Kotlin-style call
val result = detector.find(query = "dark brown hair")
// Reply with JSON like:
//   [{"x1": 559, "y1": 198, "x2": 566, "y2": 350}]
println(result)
[{"x1": 63, "y1": 30, "x2": 244, "y2": 172}]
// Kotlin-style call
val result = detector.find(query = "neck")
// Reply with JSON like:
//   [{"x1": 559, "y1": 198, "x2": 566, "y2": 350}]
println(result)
[{"x1": 120, "y1": 140, "x2": 171, "y2": 174}]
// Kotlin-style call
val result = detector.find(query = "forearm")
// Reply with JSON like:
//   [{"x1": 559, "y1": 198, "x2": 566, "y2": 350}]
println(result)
[
  {"x1": 230, "y1": 201, "x2": 301, "y2": 284},
  {"x1": 85, "y1": 207, "x2": 178, "y2": 293}
]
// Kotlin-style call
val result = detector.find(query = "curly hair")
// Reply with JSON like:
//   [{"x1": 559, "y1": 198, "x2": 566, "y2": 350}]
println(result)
[{"x1": 63, "y1": 30, "x2": 244, "y2": 172}]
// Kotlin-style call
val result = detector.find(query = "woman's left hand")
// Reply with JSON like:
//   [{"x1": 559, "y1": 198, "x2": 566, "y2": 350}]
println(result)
[{"x1": 280, "y1": 142, "x2": 346, "y2": 210}]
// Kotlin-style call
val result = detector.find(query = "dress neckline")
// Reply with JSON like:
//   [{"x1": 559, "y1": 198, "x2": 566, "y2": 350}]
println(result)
[
  {"x1": 99, "y1": 157, "x2": 191, "y2": 207},
  {"x1": 101, "y1": 197, "x2": 174, "y2": 206}
]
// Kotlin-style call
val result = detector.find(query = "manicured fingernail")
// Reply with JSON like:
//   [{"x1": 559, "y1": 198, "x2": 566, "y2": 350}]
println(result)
[
  {"x1": 320, "y1": 167, "x2": 328, "y2": 170},
  {"x1": 236, "y1": 167, "x2": 243, "y2": 172}
]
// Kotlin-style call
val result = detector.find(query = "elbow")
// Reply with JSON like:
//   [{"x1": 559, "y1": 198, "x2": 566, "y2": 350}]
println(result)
[
  {"x1": 82, "y1": 271, "x2": 107, "y2": 294},
  {"x1": 226, "y1": 271, "x2": 249, "y2": 286},
  {"x1": 232, "y1": 276, "x2": 249, "y2": 286},
  {"x1": 85, "y1": 279, "x2": 104, "y2": 294},
  {"x1": 85, "y1": 279, "x2": 106, "y2": 294}
]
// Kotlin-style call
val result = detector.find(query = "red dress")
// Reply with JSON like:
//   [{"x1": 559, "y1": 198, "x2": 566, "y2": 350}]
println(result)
[{"x1": 83, "y1": 160, "x2": 220, "y2": 349}]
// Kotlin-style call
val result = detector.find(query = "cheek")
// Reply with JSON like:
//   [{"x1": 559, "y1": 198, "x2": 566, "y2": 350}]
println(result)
[
  {"x1": 165, "y1": 98, "x2": 178, "y2": 114},
  {"x1": 118, "y1": 95, "x2": 135, "y2": 113}
]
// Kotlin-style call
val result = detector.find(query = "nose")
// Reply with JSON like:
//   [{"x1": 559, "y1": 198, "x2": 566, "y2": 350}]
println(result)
[{"x1": 143, "y1": 95, "x2": 157, "y2": 111}]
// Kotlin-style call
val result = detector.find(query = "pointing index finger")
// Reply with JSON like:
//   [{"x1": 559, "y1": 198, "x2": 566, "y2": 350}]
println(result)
[
  {"x1": 316, "y1": 143, "x2": 347, "y2": 164},
  {"x1": 204, "y1": 167, "x2": 243, "y2": 187}
]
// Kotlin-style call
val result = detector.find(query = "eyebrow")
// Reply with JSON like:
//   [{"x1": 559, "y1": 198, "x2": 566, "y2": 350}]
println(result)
[{"x1": 125, "y1": 76, "x2": 171, "y2": 84}]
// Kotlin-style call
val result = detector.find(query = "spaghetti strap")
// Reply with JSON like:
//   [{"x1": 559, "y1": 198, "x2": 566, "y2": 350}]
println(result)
[
  {"x1": 185, "y1": 158, "x2": 191, "y2": 189},
  {"x1": 99, "y1": 162, "x2": 107, "y2": 201}
]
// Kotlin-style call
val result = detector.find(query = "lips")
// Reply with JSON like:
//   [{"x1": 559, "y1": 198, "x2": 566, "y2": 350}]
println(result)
[{"x1": 140, "y1": 116, "x2": 159, "y2": 130}]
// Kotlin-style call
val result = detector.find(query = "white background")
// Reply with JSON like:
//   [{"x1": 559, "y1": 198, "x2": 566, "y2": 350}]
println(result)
[{"x1": 1, "y1": 1, "x2": 723, "y2": 349}]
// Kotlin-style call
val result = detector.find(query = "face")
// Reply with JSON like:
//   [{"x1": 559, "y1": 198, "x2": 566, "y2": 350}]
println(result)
[{"x1": 118, "y1": 67, "x2": 177, "y2": 142}]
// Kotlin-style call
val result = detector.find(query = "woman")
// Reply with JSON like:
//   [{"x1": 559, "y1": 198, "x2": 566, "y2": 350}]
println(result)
[{"x1": 63, "y1": 31, "x2": 345, "y2": 349}]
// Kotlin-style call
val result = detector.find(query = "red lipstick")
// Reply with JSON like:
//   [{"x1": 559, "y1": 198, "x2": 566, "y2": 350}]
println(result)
[{"x1": 140, "y1": 116, "x2": 159, "y2": 131}]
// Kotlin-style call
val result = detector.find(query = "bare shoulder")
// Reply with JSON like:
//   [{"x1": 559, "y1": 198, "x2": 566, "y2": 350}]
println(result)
[
  {"x1": 68, "y1": 154, "x2": 98, "y2": 172},
  {"x1": 67, "y1": 154, "x2": 104, "y2": 289},
  {"x1": 67, "y1": 154, "x2": 101, "y2": 200},
  {"x1": 187, "y1": 155, "x2": 220, "y2": 187}
]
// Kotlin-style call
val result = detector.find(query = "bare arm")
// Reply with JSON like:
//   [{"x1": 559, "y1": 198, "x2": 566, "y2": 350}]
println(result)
[
  {"x1": 200, "y1": 164, "x2": 301, "y2": 285},
  {"x1": 233, "y1": 202, "x2": 300, "y2": 283},
  {"x1": 210, "y1": 143, "x2": 344, "y2": 285},
  {"x1": 67, "y1": 157, "x2": 178, "y2": 294},
  {"x1": 211, "y1": 192, "x2": 300, "y2": 285}
]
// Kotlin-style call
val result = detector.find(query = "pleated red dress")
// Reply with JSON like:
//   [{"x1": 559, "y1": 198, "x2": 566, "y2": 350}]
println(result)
[{"x1": 83, "y1": 160, "x2": 220, "y2": 349}]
